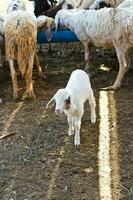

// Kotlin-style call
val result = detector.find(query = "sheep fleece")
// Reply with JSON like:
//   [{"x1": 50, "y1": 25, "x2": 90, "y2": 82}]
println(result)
[{"x1": 4, "y1": 11, "x2": 37, "y2": 76}]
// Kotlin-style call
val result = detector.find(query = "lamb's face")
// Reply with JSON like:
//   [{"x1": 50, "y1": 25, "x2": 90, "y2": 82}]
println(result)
[
  {"x1": 7, "y1": 0, "x2": 26, "y2": 13},
  {"x1": 54, "y1": 89, "x2": 71, "y2": 114}
]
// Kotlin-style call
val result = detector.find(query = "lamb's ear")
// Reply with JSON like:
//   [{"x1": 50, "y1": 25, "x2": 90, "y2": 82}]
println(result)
[{"x1": 46, "y1": 96, "x2": 55, "y2": 109}]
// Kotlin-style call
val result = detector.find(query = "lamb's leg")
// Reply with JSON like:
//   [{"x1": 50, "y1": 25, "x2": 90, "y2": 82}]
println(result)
[
  {"x1": 110, "y1": 47, "x2": 128, "y2": 90},
  {"x1": 25, "y1": 55, "x2": 35, "y2": 99},
  {"x1": 67, "y1": 115, "x2": 74, "y2": 136},
  {"x1": 88, "y1": 90, "x2": 96, "y2": 123},
  {"x1": 9, "y1": 59, "x2": 18, "y2": 100},
  {"x1": 34, "y1": 53, "x2": 44, "y2": 78},
  {"x1": 74, "y1": 116, "x2": 82, "y2": 146}
]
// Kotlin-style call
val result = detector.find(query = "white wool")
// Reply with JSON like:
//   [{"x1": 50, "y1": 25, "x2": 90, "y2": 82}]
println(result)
[{"x1": 55, "y1": 8, "x2": 133, "y2": 89}]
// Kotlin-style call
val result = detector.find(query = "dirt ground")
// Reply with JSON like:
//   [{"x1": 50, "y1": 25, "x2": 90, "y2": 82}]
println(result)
[{"x1": 0, "y1": 43, "x2": 133, "y2": 200}]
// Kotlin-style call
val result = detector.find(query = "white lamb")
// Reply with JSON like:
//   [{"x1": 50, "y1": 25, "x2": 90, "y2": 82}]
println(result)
[
  {"x1": 46, "y1": 69, "x2": 96, "y2": 146},
  {"x1": 55, "y1": 8, "x2": 133, "y2": 90}
]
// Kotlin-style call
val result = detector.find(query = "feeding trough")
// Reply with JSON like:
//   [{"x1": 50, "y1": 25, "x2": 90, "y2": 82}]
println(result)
[{"x1": 37, "y1": 29, "x2": 79, "y2": 43}]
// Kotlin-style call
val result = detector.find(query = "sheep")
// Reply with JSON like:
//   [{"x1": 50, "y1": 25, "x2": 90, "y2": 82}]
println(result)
[
  {"x1": 7, "y1": 0, "x2": 55, "y2": 78},
  {"x1": 117, "y1": 0, "x2": 133, "y2": 8},
  {"x1": 55, "y1": 8, "x2": 133, "y2": 90},
  {"x1": 3, "y1": 10, "x2": 37, "y2": 100},
  {"x1": 0, "y1": 15, "x2": 5, "y2": 68},
  {"x1": 89, "y1": 0, "x2": 133, "y2": 70},
  {"x1": 70, "y1": 0, "x2": 95, "y2": 9},
  {"x1": 0, "y1": 16, "x2": 4, "y2": 104},
  {"x1": 90, "y1": 0, "x2": 124, "y2": 9},
  {"x1": 63, "y1": 0, "x2": 111, "y2": 9},
  {"x1": 32, "y1": 0, "x2": 66, "y2": 18},
  {"x1": 46, "y1": 69, "x2": 96, "y2": 146},
  {"x1": 4, "y1": 10, "x2": 54, "y2": 100},
  {"x1": 7, "y1": 0, "x2": 26, "y2": 13}
]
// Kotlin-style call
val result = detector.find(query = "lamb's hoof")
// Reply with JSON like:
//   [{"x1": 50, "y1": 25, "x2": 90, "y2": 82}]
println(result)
[{"x1": 68, "y1": 130, "x2": 74, "y2": 136}]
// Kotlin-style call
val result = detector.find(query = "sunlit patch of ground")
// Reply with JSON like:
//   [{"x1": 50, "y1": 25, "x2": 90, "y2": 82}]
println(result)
[{"x1": 0, "y1": 44, "x2": 132, "y2": 199}]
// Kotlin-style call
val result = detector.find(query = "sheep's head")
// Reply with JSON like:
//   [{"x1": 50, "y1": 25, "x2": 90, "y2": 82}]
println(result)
[
  {"x1": 7, "y1": 0, "x2": 26, "y2": 13},
  {"x1": 55, "y1": 9, "x2": 75, "y2": 31},
  {"x1": 37, "y1": 16, "x2": 55, "y2": 41},
  {"x1": 46, "y1": 89, "x2": 77, "y2": 115}
]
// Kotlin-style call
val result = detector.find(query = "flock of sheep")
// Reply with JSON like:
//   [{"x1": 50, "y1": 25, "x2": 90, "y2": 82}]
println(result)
[{"x1": 0, "y1": 0, "x2": 132, "y2": 145}]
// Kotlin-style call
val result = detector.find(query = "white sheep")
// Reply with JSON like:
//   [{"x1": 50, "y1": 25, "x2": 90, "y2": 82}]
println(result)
[
  {"x1": 7, "y1": 0, "x2": 26, "y2": 13},
  {"x1": 117, "y1": 0, "x2": 133, "y2": 8},
  {"x1": 55, "y1": 8, "x2": 133, "y2": 90},
  {"x1": 46, "y1": 69, "x2": 96, "y2": 146}
]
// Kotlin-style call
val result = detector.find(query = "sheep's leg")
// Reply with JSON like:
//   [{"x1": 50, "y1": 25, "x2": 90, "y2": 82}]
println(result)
[
  {"x1": 9, "y1": 59, "x2": 18, "y2": 100},
  {"x1": 82, "y1": 41, "x2": 90, "y2": 71},
  {"x1": 25, "y1": 55, "x2": 35, "y2": 99},
  {"x1": 67, "y1": 115, "x2": 74, "y2": 136},
  {"x1": 34, "y1": 53, "x2": 45, "y2": 78},
  {"x1": 0, "y1": 48, "x2": 2, "y2": 67},
  {"x1": 110, "y1": 47, "x2": 128, "y2": 90},
  {"x1": 74, "y1": 116, "x2": 82, "y2": 146},
  {"x1": 88, "y1": 90, "x2": 96, "y2": 123},
  {"x1": 127, "y1": 47, "x2": 133, "y2": 70}
]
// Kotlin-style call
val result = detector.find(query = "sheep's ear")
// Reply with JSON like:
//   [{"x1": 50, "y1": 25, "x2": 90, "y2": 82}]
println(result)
[
  {"x1": 45, "y1": 23, "x2": 52, "y2": 42},
  {"x1": 46, "y1": 96, "x2": 55, "y2": 109}
]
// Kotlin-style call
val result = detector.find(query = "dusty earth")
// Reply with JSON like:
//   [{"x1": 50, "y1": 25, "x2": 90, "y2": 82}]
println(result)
[{"x1": 0, "y1": 43, "x2": 133, "y2": 200}]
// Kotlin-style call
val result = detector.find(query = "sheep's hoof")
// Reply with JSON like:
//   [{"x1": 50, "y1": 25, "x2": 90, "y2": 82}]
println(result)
[
  {"x1": 41, "y1": 74, "x2": 47, "y2": 81},
  {"x1": 22, "y1": 92, "x2": 36, "y2": 101},
  {"x1": 27, "y1": 93, "x2": 36, "y2": 100},
  {"x1": 91, "y1": 115, "x2": 96, "y2": 124},
  {"x1": 74, "y1": 139, "x2": 80, "y2": 146},
  {"x1": 84, "y1": 66, "x2": 89, "y2": 72},
  {"x1": 39, "y1": 72, "x2": 43, "y2": 78},
  {"x1": 0, "y1": 98, "x2": 3, "y2": 104},
  {"x1": 13, "y1": 93, "x2": 19, "y2": 101},
  {"x1": 102, "y1": 84, "x2": 120, "y2": 90}
]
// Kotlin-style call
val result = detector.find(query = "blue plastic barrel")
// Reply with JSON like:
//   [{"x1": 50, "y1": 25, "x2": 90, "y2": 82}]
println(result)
[{"x1": 37, "y1": 30, "x2": 79, "y2": 43}]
